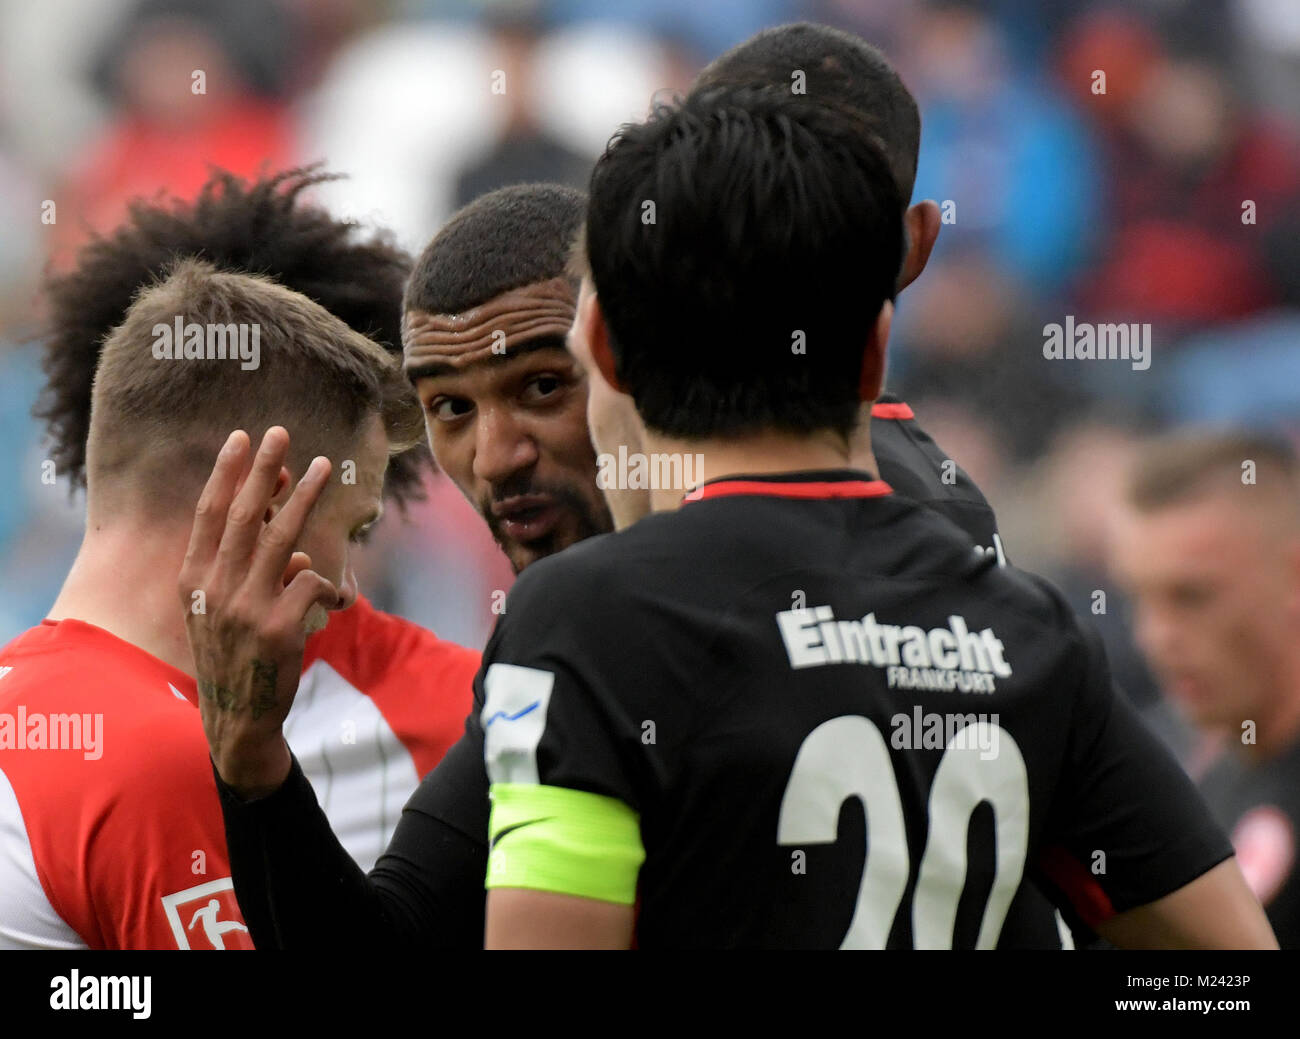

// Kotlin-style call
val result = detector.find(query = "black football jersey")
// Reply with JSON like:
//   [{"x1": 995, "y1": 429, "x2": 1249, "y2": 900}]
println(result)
[
  {"x1": 871, "y1": 394, "x2": 1005, "y2": 562},
  {"x1": 873, "y1": 395, "x2": 1073, "y2": 945},
  {"x1": 477, "y1": 470, "x2": 1232, "y2": 948}
]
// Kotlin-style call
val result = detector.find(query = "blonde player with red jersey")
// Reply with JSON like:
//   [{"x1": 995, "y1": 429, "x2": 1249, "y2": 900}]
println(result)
[
  {"x1": 0, "y1": 259, "x2": 472, "y2": 948},
  {"x1": 33, "y1": 170, "x2": 481, "y2": 875}
]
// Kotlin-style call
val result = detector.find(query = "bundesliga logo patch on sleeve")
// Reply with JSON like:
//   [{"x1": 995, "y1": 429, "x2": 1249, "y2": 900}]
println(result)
[{"x1": 159, "y1": 879, "x2": 253, "y2": 950}]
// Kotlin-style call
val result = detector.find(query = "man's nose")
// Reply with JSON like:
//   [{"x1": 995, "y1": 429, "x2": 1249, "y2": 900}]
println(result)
[
  {"x1": 472, "y1": 404, "x2": 539, "y2": 486},
  {"x1": 336, "y1": 566, "x2": 359, "y2": 611}
]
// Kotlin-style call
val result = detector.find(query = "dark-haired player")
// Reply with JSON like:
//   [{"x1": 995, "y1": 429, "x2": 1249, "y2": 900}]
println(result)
[
  {"x1": 609, "y1": 20, "x2": 1093, "y2": 939},
  {"x1": 583, "y1": 23, "x2": 1003, "y2": 562},
  {"x1": 33, "y1": 168, "x2": 479, "y2": 873},
  {"x1": 693, "y1": 22, "x2": 1003, "y2": 560},
  {"x1": 476, "y1": 88, "x2": 1272, "y2": 949}
]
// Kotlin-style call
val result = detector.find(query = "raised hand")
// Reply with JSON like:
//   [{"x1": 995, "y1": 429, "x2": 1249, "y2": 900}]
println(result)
[{"x1": 178, "y1": 427, "x2": 339, "y2": 798}]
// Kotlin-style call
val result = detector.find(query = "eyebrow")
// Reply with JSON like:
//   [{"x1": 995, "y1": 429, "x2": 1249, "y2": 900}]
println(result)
[{"x1": 405, "y1": 335, "x2": 571, "y2": 382}]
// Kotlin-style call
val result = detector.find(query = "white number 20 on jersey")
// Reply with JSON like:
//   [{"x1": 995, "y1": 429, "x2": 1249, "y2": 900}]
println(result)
[{"x1": 778, "y1": 716, "x2": 1029, "y2": 949}]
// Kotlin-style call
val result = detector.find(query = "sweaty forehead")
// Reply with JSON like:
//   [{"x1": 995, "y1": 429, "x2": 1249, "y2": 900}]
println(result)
[{"x1": 403, "y1": 277, "x2": 576, "y2": 379}]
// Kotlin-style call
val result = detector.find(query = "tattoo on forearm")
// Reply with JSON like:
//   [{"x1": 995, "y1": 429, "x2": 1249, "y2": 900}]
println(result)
[
  {"x1": 197, "y1": 659, "x2": 278, "y2": 721},
  {"x1": 250, "y1": 659, "x2": 278, "y2": 721},
  {"x1": 198, "y1": 678, "x2": 238, "y2": 712}
]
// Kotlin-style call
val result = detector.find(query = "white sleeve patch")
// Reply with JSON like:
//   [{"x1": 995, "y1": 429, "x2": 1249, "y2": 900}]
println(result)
[
  {"x1": 482, "y1": 663, "x2": 554, "y2": 786},
  {"x1": 0, "y1": 766, "x2": 88, "y2": 949}
]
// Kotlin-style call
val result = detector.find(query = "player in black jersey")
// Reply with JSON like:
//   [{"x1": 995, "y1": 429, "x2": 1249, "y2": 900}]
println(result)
[{"x1": 473, "y1": 86, "x2": 1272, "y2": 948}]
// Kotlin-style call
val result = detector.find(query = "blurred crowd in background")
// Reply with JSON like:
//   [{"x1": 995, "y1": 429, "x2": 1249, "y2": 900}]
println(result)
[{"x1": 0, "y1": 0, "x2": 1297, "y2": 723}]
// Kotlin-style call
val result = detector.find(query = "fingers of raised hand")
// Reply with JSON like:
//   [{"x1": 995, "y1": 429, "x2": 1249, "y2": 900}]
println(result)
[
  {"x1": 249, "y1": 455, "x2": 331, "y2": 593},
  {"x1": 216, "y1": 426, "x2": 291, "y2": 573},
  {"x1": 180, "y1": 430, "x2": 249, "y2": 604}
]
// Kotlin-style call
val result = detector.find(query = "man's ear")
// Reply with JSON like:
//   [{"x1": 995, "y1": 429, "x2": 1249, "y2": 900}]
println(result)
[
  {"x1": 898, "y1": 200, "x2": 941, "y2": 293},
  {"x1": 582, "y1": 291, "x2": 630, "y2": 395},
  {"x1": 858, "y1": 300, "x2": 893, "y2": 403}
]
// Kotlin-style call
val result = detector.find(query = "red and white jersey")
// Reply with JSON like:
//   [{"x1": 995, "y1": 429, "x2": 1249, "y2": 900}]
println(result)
[
  {"x1": 0, "y1": 619, "x2": 256, "y2": 949},
  {"x1": 0, "y1": 600, "x2": 478, "y2": 950},
  {"x1": 294, "y1": 595, "x2": 479, "y2": 869}
]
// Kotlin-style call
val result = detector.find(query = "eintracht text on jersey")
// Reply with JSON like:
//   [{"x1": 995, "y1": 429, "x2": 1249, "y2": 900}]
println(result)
[{"x1": 776, "y1": 606, "x2": 1012, "y2": 693}]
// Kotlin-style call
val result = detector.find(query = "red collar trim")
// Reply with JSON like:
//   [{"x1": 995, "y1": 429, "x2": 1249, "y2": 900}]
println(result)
[
  {"x1": 684, "y1": 478, "x2": 893, "y2": 503},
  {"x1": 871, "y1": 400, "x2": 914, "y2": 420}
]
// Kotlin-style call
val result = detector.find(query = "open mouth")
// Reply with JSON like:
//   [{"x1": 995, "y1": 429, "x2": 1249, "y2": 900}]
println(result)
[{"x1": 492, "y1": 496, "x2": 563, "y2": 545}]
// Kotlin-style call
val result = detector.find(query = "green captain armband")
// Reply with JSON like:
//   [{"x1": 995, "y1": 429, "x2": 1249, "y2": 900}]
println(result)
[{"x1": 486, "y1": 782, "x2": 645, "y2": 905}]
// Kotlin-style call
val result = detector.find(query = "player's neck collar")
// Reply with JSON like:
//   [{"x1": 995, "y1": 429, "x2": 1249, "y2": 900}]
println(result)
[{"x1": 683, "y1": 469, "x2": 893, "y2": 504}]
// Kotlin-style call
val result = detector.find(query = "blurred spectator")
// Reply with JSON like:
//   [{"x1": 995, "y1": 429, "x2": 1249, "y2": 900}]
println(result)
[
  {"x1": 1025, "y1": 420, "x2": 1184, "y2": 743},
  {"x1": 51, "y1": 0, "x2": 302, "y2": 264},
  {"x1": 902, "y1": 0, "x2": 1101, "y2": 296},
  {"x1": 453, "y1": 9, "x2": 592, "y2": 208},
  {"x1": 1065, "y1": 29, "x2": 1300, "y2": 328},
  {"x1": 1109, "y1": 429, "x2": 1300, "y2": 946},
  {"x1": 278, "y1": 0, "x2": 393, "y2": 92},
  {"x1": 299, "y1": 17, "x2": 665, "y2": 244},
  {"x1": 1055, "y1": 8, "x2": 1163, "y2": 128},
  {"x1": 890, "y1": 250, "x2": 1091, "y2": 465}
]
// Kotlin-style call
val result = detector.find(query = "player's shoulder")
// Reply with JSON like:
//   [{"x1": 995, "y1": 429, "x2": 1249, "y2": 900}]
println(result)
[
  {"x1": 870, "y1": 394, "x2": 963, "y2": 486},
  {"x1": 975, "y1": 561, "x2": 1087, "y2": 639},
  {"x1": 0, "y1": 621, "x2": 191, "y2": 714},
  {"x1": 0, "y1": 621, "x2": 79, "y2": 678},
  {"x1": 499, "y1": 521, "x2": 698, "y2": 645},
  {"x1": 0, "y1": 623, "x2": 214, "y2": 807},
  {"x1": 506, "y1": 530, "x2": 623, "y2": 607},
  {"x1": 871, "y1": 393, "x2": 1002, "y2": 548},
  {"x1": 861, "y1": 504, "x2": 1090, "y2": 653}
]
